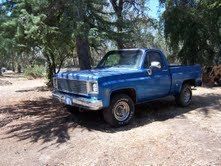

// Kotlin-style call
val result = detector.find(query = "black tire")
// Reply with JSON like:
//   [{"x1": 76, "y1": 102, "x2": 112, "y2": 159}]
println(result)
[
  {"x1": 65, "y1": 105, "x2": 79, "y2": 114},
  {"x1": 103, "y1": 94, "x2": 135, "y2": 127},
  {"x1": 175, "y1": 84, "x2": 192, "y2": 107}
]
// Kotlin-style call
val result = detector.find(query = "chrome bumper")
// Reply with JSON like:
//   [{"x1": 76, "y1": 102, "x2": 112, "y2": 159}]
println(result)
[{"x1": 52, "y1": 91, "x2": 103, "y2": 110}]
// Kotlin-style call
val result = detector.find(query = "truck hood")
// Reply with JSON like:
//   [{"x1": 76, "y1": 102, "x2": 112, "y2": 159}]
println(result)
[{"x1": 56, "y1": 67, "x2": 140, "y2": 81}]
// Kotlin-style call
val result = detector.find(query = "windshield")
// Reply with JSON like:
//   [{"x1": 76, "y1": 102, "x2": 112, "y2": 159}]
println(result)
[{"x1": 97, "y1": 50, "x2": 143, "y2": 69}]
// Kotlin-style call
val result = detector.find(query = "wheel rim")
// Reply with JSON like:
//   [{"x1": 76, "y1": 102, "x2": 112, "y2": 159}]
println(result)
[
  {"x1": 113, "y1": 101, "x2": 130, "y2": 122},
  {"x1": 183, "y1": 88, "x2": 191, "y2": 104}
]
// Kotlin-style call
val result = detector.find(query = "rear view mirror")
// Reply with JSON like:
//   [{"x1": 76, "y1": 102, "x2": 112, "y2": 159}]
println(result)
[{"x1": 150, "y1": 61, "x2": 161, "y2": 69}]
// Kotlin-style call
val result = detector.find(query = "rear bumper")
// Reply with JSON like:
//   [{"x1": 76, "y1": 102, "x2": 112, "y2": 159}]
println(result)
[{"x1": 52, "y1": 91, "x2": 103, "y2": 110}]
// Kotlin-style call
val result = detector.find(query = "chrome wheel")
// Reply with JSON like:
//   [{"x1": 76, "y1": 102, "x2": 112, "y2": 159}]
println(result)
[
  {"x1": 113, "y1": 101, "x2": 130, "y2": 122},
  {"x1": 183, "y1": 88, "x2": 191, "y2": 104}
]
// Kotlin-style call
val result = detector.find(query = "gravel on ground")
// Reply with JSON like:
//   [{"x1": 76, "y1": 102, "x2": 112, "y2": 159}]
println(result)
[{"x1": 0, "y1": 73, "x2": 220, "y2": 166}]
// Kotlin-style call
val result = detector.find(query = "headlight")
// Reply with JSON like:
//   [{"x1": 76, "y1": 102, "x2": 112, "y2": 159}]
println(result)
[
  {"x1": 89, "y1": 82, "x2": 99, "y2": 94},
  {"x1": 92, "y1": 83, "x2": 98, "y2": 92}
]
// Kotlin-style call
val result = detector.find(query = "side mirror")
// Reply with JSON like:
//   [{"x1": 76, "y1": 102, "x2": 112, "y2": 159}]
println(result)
[
  {"x1": 150, "y1": 61, "x2": 161, "y2": 69},
  {"x1": 147, "y1": 61, "x2": 161, "y2": 75}
]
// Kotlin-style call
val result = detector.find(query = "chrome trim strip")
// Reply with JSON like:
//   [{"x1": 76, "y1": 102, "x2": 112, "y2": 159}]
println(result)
[
  {"x1": 55, "y1": 78, "x2": 88, "y2": 96},
  {"x1": 56, "y1": 89, "x2": 88, "y2": 96},
  {"x1": 52, "y1": 91, "x2": 103, "y2": 110},
  {"x1": 55, "y1": 77, "x2": 98, "y2": 82}
]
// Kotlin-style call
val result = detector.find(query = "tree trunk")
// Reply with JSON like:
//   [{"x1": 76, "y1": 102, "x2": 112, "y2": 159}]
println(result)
[
  {"x1": 12, "y1": 62, "x2": 15, "y2": 72},
  {"x1": 116, "y1": 14, "x2": 124, "y2": 49},
  {"x1": 44, "y1": 53, "x2": 56, "y2": 87},
  {"x1": 76, "y1": 36, "x2": 91, "y2": 70},
  {"x1": 17, "y1": 64, "x2": 22, "y2": 73},
  {"x1": 116, "y1": 35, "x2": 124, "y2": 49},
  {"x1": 47, "y1": 63, "x2": 56, "y2": 87},
  {"x1": 110, "y1": 0, "x2": 125, "y2": 49},
  {"x1": 0, "y1": 64, "x2": 2, "y2": 76},
  {"x1": 116, "y1": 16, "x2": 124, "y2": 49}
]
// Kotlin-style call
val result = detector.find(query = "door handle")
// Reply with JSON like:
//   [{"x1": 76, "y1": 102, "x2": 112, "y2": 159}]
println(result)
[{"x1": 147, "y1": 69, "x2": 152, "y2": 75}]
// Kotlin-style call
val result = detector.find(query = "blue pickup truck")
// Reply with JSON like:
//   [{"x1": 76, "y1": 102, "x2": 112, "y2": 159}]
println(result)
[{"x1": 53, "y1": 49, "x2": 202, "y2": 126}]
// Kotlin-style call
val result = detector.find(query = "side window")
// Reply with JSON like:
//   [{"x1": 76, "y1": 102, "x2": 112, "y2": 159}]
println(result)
[
  {"x1": 148, "y1": 52, "x2": 163, "y2": 68},
  {"x1": 143, "y1": 51, "x2": 163, "y2": 68}
]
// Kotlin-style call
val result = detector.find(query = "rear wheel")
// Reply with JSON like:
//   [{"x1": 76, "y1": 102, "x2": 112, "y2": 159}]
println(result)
[
  {"x1": 175, "y1": 84, "x2": 192, "y2": 107},
  {"x1": 103, "y1": 94, "x2": 135, "y2": 127}
]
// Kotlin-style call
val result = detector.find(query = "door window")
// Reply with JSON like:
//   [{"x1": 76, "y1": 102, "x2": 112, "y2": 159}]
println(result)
[
  {"x1": 144, "y1": 51, "x2": 164, "y2": 68},
  {"x1": 144, "y1": 51, "x2": 164, "y2": 69},
  {"x1": 148, "y1": 52, "x2": 163, "y2": 68}
]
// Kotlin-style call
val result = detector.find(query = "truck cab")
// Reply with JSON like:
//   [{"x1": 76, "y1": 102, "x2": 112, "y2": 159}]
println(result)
[{"x1": 53, "y1": 48, "x2": 202, "y2": 126}]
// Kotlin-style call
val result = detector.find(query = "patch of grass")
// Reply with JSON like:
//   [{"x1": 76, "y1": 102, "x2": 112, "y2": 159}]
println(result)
[{"x1": 24, "y1": 65, "x2": 46, "y2": 79}]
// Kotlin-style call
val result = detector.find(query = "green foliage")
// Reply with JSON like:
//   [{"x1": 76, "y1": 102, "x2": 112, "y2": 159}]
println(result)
[
  {"x1": 24, "y1": 65, "x2": 46, "y2": 79},
  {"x1": 5, "y1": 0, "x2": 220, "y2": 84},
  {"x1": 107, "y1": 0, "x2": 157, "y2": 49},
  {"x1": 104, "y1": 54, "x2": 120, "y2": 67},
  {"x1": 162, "y1": 0, "x2": 221, "y2": 65}
]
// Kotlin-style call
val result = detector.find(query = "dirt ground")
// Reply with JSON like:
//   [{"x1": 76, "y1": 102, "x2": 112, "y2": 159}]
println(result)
[{"x1": 0, "y1": 73, "x2": 220, "y2": 166}]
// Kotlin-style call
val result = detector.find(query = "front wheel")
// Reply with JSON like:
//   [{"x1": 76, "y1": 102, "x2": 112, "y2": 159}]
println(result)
[
  {"x1": 175, "y1": 84, "x2": 192, "y2": 107},
  {"x1": 103, "y1": 94, "x2": 135, "y2": 127}
]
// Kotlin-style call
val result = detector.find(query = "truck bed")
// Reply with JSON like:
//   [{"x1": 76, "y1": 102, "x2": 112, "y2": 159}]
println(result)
[
  {"x1": 169, "y1": 64, "x2": 201, "y2": 76},
  {"x1": 169, "y1": 64, "x2": 202, "y2": 94}
]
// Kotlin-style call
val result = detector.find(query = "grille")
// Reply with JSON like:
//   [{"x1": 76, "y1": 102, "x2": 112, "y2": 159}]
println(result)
[{"x1": 56, "y1": 79, "x2": 88, "y2": 95}]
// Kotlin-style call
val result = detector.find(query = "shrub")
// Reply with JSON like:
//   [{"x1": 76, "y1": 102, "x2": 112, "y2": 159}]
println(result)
[{"x1": 24, "y1": 65, "x2": 46, "y2": 79}]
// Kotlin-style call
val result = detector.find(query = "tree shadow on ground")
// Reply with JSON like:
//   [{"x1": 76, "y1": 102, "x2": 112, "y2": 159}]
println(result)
[
  {"x1": 15, "y1": 86, "x2": 49, "y2": 93},
  {"x1": 0, "y1": 93, "x2": 220, "y2": 144}
]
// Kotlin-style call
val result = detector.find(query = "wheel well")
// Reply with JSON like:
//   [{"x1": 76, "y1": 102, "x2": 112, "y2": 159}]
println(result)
[
  {"x1": 183, "y1": 79, "x2": 196, "y2": 87},
  {"x1": 110, "y1": 88, "x2": 136, "y2": 103}
]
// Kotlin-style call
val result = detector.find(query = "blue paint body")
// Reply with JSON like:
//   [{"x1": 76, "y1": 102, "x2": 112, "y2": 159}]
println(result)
[{"x1": 54, "y1": 49, "x2": 202, "y2": 109}]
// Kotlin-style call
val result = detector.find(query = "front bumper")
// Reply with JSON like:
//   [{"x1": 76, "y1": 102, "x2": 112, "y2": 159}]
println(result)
[{"x1": 52, "y1": 91, "x2": 103, "y2": 110}]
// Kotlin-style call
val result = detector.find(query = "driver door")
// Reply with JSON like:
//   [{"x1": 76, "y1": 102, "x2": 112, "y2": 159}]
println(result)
[{"x1": 141, "y1": 51, "x2": 171, "y2": 100}]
